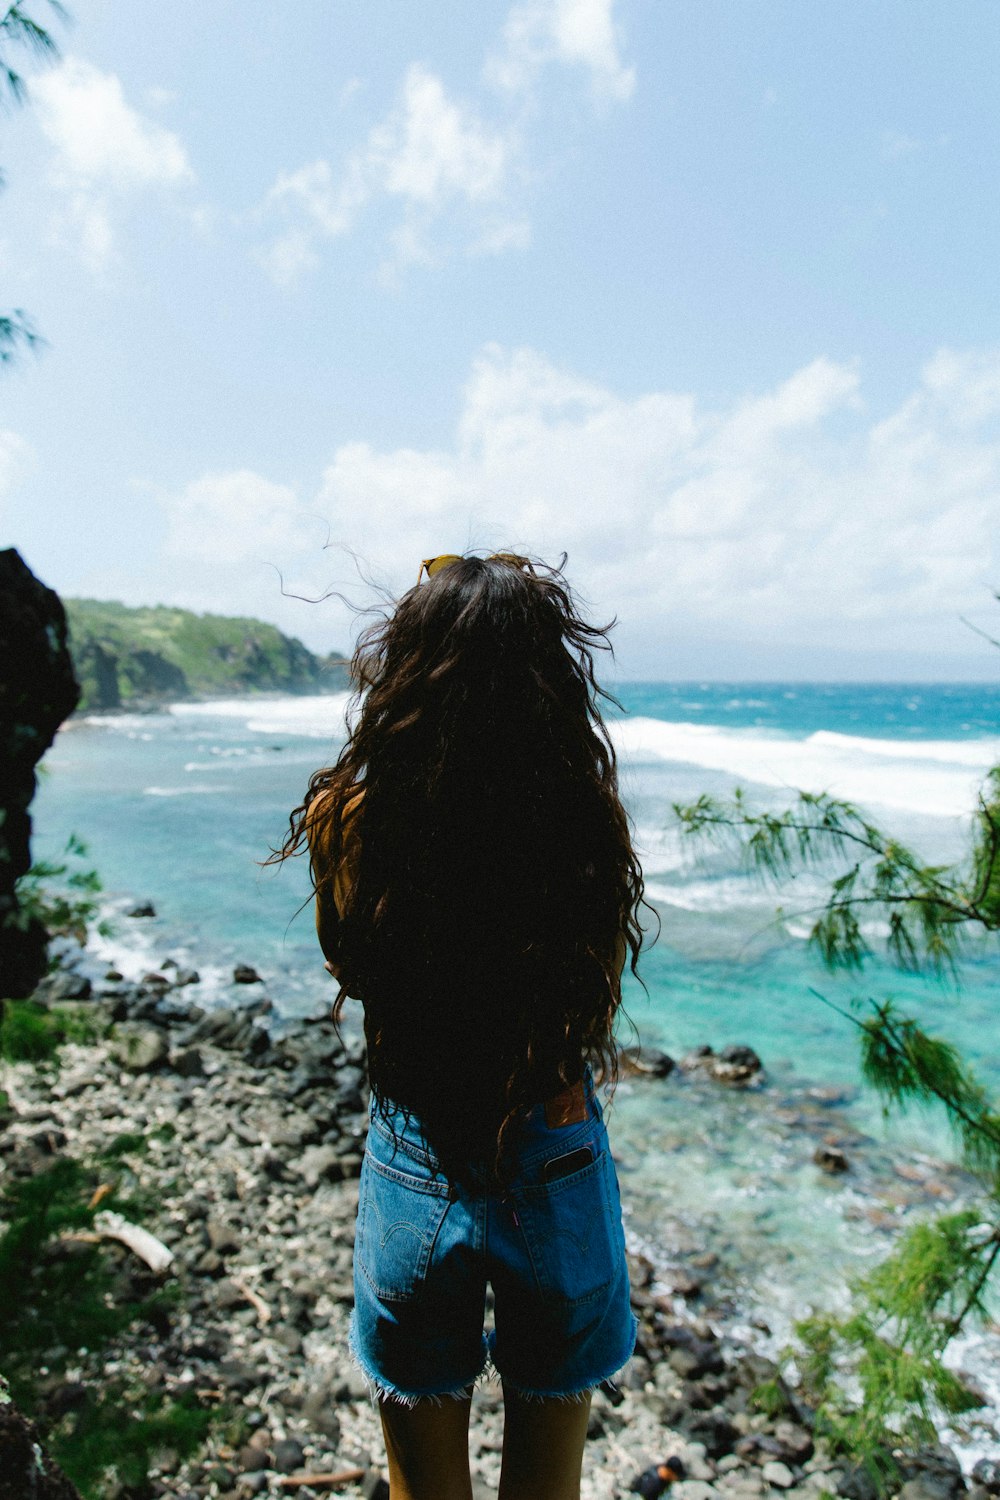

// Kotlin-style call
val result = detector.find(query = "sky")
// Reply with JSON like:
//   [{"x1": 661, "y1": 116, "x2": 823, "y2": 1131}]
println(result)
[{"x1": 2, "y1": 0, "x2": 1000, "y2": 679}]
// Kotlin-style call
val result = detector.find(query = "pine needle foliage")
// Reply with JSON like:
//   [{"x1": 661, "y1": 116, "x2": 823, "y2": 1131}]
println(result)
[
  {"x1": 0, "y1": 1, "x2": 65, "y2": 109},
  {"x1": 674, "y1": 768, "x2": 1000, "y2": 1487},
  {"x1": 674, "y1": 785, "x2": 999, "y2": 974},
  {"x1": 12, "y1": 833, "x2": 110, "y2": 952},
  {"x1": 1, "y1": 1, "x2": 69, "y2": 366}
]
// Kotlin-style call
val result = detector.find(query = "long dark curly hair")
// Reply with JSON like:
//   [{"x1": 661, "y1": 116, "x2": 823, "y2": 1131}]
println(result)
[{"x1": 277, "y1": 552, "x2": 646, "y2": 1182}]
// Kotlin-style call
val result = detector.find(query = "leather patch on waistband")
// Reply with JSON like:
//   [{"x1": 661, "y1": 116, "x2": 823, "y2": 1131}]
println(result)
[{"x1": 545, "y1": 1079, "x2": 587, "y2": 1128}]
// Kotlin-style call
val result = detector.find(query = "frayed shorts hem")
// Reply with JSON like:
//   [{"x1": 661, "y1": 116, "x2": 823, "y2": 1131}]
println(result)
[
  {"x1": 349, "y1": 1327, "x2": 489, "y2": 1408},
  {"x1": 492, "y1": 1322, "x2": 638, "y2": 1404},
  {"x1": 497, "y1": 1350, "x2": 638, "y2": 1404}
]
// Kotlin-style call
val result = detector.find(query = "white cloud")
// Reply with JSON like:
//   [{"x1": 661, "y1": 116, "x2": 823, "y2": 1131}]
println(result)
[
  {"x1": 259, "y1": 64, "x2": 521, "y2": 281},
  {"x1": 143, "y1": 470, "x2": 341, "y2": 639},
  {"x1": 151, "y1": 346, "x2": 1000, "y2": 668},
  {"x1": 488, "y1": 0, "x2": 635, "y2": 101},
  {"x1": 310, "y1": 345, "x2": 1000, "y2": 661},
  {"x1": 33, "y1": 58, "x2": 194, "y2": 269},
  {"x1": 35, "y1": 58, "x2": 192, "y2": 189},
  {"x1": 372, "y1": 65, "x2": 509, "y2": 205},
  {"x1": 163, "y1": 471, "x2": 316, "y2": 566},
  {"x1": 258, "y1": 1, "x2": 634, "y2": 283}
]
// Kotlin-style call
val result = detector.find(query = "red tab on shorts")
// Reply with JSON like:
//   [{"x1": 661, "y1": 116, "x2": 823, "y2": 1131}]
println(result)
[{"x1": 545, "y1": 1079, "x2": 587, "y2": 1128}]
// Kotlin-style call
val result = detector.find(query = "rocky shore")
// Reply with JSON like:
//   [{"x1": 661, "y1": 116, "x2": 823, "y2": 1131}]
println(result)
[{"x1": 3, "y1": 951, "x2": 999, "y2": 1500}]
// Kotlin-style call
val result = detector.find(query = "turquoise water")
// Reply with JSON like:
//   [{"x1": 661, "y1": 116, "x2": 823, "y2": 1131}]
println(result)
[
  {"x1": 31, "y1": 682, "x2": 1000, "y2": 1460},
  {"x1": 33, "y1": 681, "x2": 1000, "y2": 1100}
]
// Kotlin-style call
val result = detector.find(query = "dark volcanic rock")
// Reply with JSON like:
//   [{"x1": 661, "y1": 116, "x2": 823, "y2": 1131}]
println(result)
[
  {"x1": 898, "y1": 1448, "x2": 967, "y2": 1500},
  {"x1": 170, "y1": 1046, "x2": 205, "y2": 1078},
  {"x1": 0, "y1": 1379, "x2": 83, "y2": 1499},
  {"x1": 814, "y1": 1144, "x2": 850, "y2": 1173},
  {"x1": 620, "y1": 1046, "x2": 676, "y2": 1078},
  {"x1": 233, "y1": 963, "x2": 262, "y2": 984},
  {"x1": 35, "y1": 968, "x2": 92, "y2": 1002},
  {"x1": 0, "y1": 550, "x2": 80, "y2": 998},
  {"x1": 972, "y1": 1460, "x2": 1000, "y2": 1494},
  {"x1": 686, "y1": 1406, "x2": 740, "y2": 1458},
  {"x1": 126, "y1": 901, "x2": 156, "y2": 917},
  {"x1": 667, "y1": 1338, "x2": 726, "y2": 1380},
  {"x1": 708, "y1": 1044, "x2": 764, "y2": 1086},
  {"x1": 837, "y1": 1462, "x2": 882, "y2": 1500},
  {"x1": 272, "y1": 1438, "x2": 305, "y2": 1474},
  {"x1": 679, "y1": 1043, "x2": 764, "y2": 1085}
]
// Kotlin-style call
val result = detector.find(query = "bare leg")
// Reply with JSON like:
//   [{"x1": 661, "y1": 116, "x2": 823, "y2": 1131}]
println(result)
[
  {"x1": 498, "y1": 1385, "x2": 592, "y2": 1500},
  {"x1": 379, "y1": 1395, "x2": 474, "y2": 1500}
]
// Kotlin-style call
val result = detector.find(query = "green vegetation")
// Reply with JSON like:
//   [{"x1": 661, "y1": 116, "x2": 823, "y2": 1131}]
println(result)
[
  {"x1": 0, "y1": 998, "x2": 104, "y2": 1061},
  {"x1": 1, "y1": 850, "x2": 217, "y2": 1494},
  {"x1": 13, "y1": 833, "x2": 108, "y2": 952},
  {"x1": 65, "y1": 596, "x2": 349, "y2": 710},
  {"x1": 675, "y1": 778, "x2": 1000, "y2": 1490},
  {"x1": 54, "y1": 1388, "x2": 213, "y2": 1497},
  {"x1": 0, "y1": 1158, "x2": 210, "y2": 1496}
]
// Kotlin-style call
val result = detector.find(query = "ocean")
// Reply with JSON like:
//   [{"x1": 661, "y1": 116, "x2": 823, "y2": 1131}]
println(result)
[{"x1": 32, "y1": 680, "x2": 1000, "y2": 1465}]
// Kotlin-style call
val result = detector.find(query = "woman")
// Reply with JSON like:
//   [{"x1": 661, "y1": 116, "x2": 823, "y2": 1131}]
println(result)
[{"x1": 282, "y1": 552, "x2": 645, "y2": 1500}]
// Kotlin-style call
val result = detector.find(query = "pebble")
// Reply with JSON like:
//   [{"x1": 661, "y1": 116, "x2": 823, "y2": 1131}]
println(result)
[
  {"x1": 271, "y1": 1437, "x2": 306, "y2": 1473},
  {"x1": 9, "y1": 950, "x2": 995, "y2": 1500},
  {"x1": 673, "y1": 1483, "x2": 721, "y2": 1500}
]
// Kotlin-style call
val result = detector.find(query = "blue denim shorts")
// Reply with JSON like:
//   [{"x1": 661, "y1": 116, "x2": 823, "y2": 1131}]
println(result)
[{"x1": 349, "y1": 1080, "x2": 637, "y2": 1404}]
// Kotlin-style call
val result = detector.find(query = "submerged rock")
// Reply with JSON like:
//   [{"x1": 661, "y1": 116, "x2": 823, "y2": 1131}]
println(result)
[
  {"x1": 707, "y1": 1045, "x2": 764, "y2": 1086},
  {"x1": 679, "y1": 1043, "x2": 765, "y2": 1085},
  {"x1": 621, "y1": 1046, "x2": 676, "y2": 1078},
  {"x1": 972, "y1": 1460, "x2": 1000, "y2": 1493},
  {"x1": 814, "y1": 1144, "x2": 850, "y2": 1174}
]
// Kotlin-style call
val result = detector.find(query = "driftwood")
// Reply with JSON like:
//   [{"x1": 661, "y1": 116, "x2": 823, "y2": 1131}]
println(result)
[
  {"x1": 276, "y1": 1469, "x2": 366, "y2": 1490},
  {"x1": 231, "y1": 1275, "x2": 272, "y2": 1324},
  {"x1": 93, "y1": 1211, "x2": 175, "y2": 1272}
]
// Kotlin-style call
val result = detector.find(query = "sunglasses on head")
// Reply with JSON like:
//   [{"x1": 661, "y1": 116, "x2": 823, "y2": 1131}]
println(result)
[{"x1": 417, "y1": 553, "x2": 533, "y2": 584}]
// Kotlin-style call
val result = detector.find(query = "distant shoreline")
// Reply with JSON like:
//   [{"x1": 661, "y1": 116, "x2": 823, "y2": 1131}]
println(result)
[{"x1": 68, "y1": 684, "x2": 354, "y2": 721}]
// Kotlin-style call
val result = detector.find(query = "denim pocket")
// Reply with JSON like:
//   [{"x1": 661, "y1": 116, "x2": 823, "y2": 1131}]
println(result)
[
  {"x1": 356, "y1": 1151, "x2": 453, "y2": 1303},
  {"x1": 514, "y1": 1149, "x2": 617, "y2": 1306}
]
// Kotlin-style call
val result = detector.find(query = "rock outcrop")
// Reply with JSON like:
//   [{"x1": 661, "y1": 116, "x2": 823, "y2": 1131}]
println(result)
[
  {"x1": 0, "y1": 1380, "x2": 82, "y2": 1500},
  {"x1": 0, "y1": 550, "x2": 80, "y2": 998}
]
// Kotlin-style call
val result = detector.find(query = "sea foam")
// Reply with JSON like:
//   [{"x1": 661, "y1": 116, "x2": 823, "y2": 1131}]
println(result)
[
  {"x1": 610, "y1": 717, "x2": 999, "y2": 818},
  {"x1": 171, "y1": 693, "x2": 352, "y2": 739}
]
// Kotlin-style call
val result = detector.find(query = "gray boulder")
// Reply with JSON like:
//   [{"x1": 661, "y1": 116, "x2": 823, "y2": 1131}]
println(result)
[{"x1": 110, "y1": 1023, "x2": 169, "y2": 1073}]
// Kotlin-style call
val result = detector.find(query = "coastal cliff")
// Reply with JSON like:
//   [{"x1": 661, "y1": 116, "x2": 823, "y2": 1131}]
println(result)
[{"x1": 64, "y1": 599, "x2": 350, "y2": 712}]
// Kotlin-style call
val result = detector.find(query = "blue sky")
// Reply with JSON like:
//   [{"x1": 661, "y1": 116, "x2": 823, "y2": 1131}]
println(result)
[{"x1": 3, "y1": 0, "x2": 1000, "y2": 677}]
